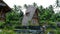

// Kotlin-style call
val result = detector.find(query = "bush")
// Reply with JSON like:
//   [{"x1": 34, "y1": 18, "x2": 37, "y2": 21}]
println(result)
[
  {"x1": 0, "y1": 30, "x2": 17, "y2": 34},
  {"x1": 0, "y1": 22, "x2": 5, "y2": 26}
]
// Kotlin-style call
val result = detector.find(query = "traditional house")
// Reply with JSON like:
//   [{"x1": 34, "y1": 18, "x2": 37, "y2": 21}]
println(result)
[
  {"x1": 0, "y1": 0, "x2": 11, "y2": 22},
  {"x1": 22, "y1": 5, "x2": 39, "y2": 26}
]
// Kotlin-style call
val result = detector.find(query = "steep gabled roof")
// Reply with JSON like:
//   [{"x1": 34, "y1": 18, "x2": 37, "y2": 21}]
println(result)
[
  {"x1": 0, "y1": 0, "x2": 11, "y2": 12},
  {"x1": 22, "y1": 5, "x2": 38, "y2": 26}
]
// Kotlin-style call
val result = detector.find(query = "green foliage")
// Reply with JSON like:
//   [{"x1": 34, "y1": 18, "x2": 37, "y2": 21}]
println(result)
[
  {"x1": 0, "y1": 30, "x2": 17, "y2": 34},
  {"x1": 55, "y1": 12, "x2": 60, "y2": 21},
  {"x1": 0, "y1": 22, "x2": 5, "y2": 26},
  {"x1": 56, "y1": 0, "x2": 60, "y2": 7},
  {"x1": 38, "y1": 5, "x2": 54, "y2": 24},
  {"x1": 33, "y1": 2, "x2": 37, "y2": 7},
  {"x1": 5, "y1": 5, "x2": 24, "y2": 29},
  {"x1": 24, "y1": 4, "x2": 28, "y2": 9},
  {"x1": 45, "y1": 29, "x2": 57, "y2": 34}
]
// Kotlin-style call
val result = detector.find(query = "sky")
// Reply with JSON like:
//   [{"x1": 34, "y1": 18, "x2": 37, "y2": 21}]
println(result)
[
  {"x1": 3, "y1": 0, "x2": 56, "y2": 8},
  {"x1": 3, "y1": 0, "x2": 60, "y2": 13}
]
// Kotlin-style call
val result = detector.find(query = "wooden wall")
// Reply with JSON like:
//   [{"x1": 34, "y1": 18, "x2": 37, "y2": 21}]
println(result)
[
  {"x1": 31, "y1": 9, "x2": 39, "y2": 25},
  {"x1": 0, "y1": 0, "x2": 11, "y2": 22}
]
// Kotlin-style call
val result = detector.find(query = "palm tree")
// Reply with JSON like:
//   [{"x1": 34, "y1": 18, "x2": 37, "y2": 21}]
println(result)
[
  {"x1": 33, "y1": 2, "x2": 37, "y2": 7},
  {"x1": 14, "y1": 5, "x2": 22, "y2": 12},
  {"x1": 24, "y1": 4, "x2": 28, "y2": 9},
  {"x1": 56, "y1": 0, "x2": 60, "y2": 7}
]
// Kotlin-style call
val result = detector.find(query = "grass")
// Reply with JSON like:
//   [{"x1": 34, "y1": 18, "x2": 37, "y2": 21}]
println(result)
[
  {"x1": 45, "y1": 27, "x2": 60, "y2": 34},
  {"x1": 0, "y1": 29, "x2": 17, "y2": 34}
]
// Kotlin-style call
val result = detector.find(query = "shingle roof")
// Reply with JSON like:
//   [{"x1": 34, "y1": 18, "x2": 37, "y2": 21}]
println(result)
[
  {"x1": 22, "y1": 5, "x2": 37, "y2": 26},
  {"x1": 0, "y1": 0, "x2": 11, "y2": 12}
]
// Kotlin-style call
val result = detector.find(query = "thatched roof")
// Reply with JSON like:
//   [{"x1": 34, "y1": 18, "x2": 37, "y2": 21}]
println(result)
[{"x1": 22, "y1": 5, "x2": 37, "y2": 26}]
